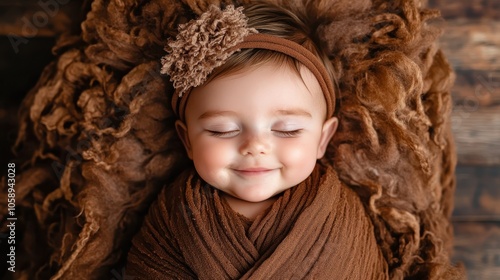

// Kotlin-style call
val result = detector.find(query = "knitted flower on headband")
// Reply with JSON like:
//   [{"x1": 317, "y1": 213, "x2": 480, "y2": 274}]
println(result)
[{"x1": 161, "y1": 5, "x2": 257, "y2": 97}]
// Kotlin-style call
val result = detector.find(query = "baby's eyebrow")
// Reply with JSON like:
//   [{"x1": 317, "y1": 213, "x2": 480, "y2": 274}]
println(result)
[
  {"x1": 198, "y1": 110, "x2": 237, "y2": 120},
  {"x1": 274, "y1": 109, "x2": 312, "y2": 118}
]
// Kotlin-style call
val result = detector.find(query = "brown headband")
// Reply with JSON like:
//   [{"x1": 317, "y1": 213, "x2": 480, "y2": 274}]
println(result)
[{"x1": 172, "y1": 33, "x2": 336, "y2": 121}]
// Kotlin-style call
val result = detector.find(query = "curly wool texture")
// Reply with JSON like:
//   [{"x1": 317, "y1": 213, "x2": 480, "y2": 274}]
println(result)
[
  {"x1": 161, "y1": 5, "x2": 257, "y2": 97},
  {"x1": 0, "y1": 0, "x2": 463, "y2": 279}
]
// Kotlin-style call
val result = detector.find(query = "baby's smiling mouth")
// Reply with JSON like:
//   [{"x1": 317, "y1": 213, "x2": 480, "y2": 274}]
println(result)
[{"x1": 232, "y1": 167, "x2": 277, "y2": 176}]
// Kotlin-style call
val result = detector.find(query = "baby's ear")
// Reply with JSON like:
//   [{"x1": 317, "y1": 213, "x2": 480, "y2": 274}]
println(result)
[
  {"x1": 316, "y1": 117, "x2": 338, "y2": 159},
  {"x1": 175, "y1": 120, "x2": 193, "y2": 159}
]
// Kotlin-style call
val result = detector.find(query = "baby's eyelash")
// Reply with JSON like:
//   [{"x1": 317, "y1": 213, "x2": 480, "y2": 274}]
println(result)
[
  {"x1": 207, "y1": 129, "x2": 302, "y2": 138},
  {"x1": 273, "y1": 129, "x2": 302, "y2": 137},
  {"x1": 207, "y1": 130, "x2": 239, "y2": 137}
]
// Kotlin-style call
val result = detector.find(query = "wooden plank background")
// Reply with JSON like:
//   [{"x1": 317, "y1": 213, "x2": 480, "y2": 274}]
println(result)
[
  {"x1": 428, "y1": 0, "x2": 500, "y2": 279},
  {"x1": 0, "y1": 0, "x2": 499, "y2": 279}
]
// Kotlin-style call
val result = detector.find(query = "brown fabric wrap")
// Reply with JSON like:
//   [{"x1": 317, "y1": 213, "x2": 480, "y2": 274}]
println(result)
[
  {"x1": 173, "y1": 33, "x2": 336, "y2": 121},
  {"x1": 126, "y1": 164, "x2": 388, "y2": 279}
]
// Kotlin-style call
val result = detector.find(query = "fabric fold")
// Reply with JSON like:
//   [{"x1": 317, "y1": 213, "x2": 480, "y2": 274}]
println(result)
[{"x1": 126, "y1": 164, "x2": 389, "y2": 279}]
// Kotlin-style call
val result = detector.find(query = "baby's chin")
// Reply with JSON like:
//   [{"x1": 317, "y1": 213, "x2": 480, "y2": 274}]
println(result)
[
  {"x1": 206, "y1": 178, "x2": 308, "y2": 203},
  {"x1": 218, "y1": 185, "x2": 293, "y2": 203},
  {"x1": 218, "y1": 188, "x2": 287, "y2": 219}
]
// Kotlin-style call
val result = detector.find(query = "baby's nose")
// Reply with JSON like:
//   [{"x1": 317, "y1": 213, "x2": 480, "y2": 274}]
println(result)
[{"x1": 239, "y1": 133, "x2": 271, "y2": 156}]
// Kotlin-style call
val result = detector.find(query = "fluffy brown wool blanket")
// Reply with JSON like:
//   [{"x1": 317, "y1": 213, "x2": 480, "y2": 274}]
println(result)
[
  {"x1": 0, "y1": 0, "x2": 466, "y2": 279},
  {"x1": 126, "y1": 164, "x2": 388, "y2": 279}
]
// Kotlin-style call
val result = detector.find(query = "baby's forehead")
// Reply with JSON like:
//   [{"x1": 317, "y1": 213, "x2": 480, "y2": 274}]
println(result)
[{"x1": 212, "y1": 60, "x2": 324, "y2": 96}]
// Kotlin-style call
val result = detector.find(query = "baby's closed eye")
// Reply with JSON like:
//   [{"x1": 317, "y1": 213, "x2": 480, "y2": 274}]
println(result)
[
  {"x1": 206, "y1": 129, "x2": 240, "y2": 138},
  {"x1": 271, "y1": 129, "x2": 303, "y2": 137}
]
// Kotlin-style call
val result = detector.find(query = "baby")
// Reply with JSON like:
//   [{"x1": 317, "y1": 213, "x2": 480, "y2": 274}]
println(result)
[
  {"x1": 175, "y1": 59, "x2": 337, "y2": 219},
  {"x1": 127, "y1": 2, "x2": 388, "y2": 279},
  {"x1": 174, "y1": 37, "x2": 338, "y2": 220},
  {"x1": 171, "y1": 3, "x2": 338, "y2": 220}
]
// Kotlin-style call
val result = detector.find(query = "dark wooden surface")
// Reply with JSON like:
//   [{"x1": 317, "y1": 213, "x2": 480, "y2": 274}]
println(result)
[
  {"x1": 0, "y1": 0, "x2": 84, "y2": 37},
  {"x1": 430, "y1": 14, "x2": 500, "y2": 165},
  {"x1": 1, "y1": 0, "x2": 499, "y2": 279},
  {"x1": 453, "y1": 165, "x2": 500, "y2": 279},
  {"x1": 429, "y1": 0, "x2": 500, "y2": 279}
]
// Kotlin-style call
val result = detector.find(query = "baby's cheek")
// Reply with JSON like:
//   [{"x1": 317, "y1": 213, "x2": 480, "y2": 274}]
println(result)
[
  {"x1": 192, "y1": 140, "x2": 234, "y2": 185},
  {"x1": 279, "y1": 140, "x2": 315, "y2": 165},
  {"x1": 278, "y1": 140, "x2": 317, "y2": 180}
]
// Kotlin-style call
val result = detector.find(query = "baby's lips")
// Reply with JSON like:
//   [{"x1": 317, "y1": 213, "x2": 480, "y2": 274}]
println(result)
[{"x1": 236, "y1": 167, "x2": 273, "y2": 172}]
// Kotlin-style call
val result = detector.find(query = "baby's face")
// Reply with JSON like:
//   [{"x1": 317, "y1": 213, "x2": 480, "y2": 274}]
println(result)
[{"x1": 176, "y1": 62, "x2": 338, "y2": 203}]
